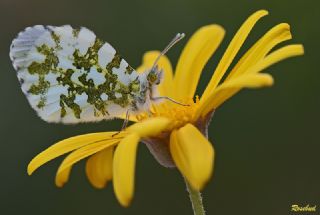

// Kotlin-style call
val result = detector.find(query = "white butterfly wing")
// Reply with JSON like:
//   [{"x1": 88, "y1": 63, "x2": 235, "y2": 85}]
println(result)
[{"x1": 10, "y1": 25, "x2": 140, "y2": 123}]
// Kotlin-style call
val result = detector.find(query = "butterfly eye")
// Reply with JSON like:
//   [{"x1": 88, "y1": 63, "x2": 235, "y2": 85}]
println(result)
[{"x1": 147, "y1": 72, "x2": 158, "y2": 84}]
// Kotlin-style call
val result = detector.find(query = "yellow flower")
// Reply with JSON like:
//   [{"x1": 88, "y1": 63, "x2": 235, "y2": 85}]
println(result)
[{"x1": 27, "y1": 10, "x2": 304, "y2": 207}]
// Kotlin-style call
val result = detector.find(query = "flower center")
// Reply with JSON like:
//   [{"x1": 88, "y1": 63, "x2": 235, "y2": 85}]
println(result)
[{"x1": 137, "y1": 96, "x2": 200, "y2": 131}]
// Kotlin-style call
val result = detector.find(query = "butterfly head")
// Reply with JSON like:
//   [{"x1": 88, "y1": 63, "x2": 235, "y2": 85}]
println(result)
[
  {"x1": 146, "y1": 33, "x2": 185, "y2": 87},
  {"x1": 133, "y1": 33, "x2": 185, "y2": 111},
  {"x1": 147, "y1": 66, "x2": 163, "y2": 86}
]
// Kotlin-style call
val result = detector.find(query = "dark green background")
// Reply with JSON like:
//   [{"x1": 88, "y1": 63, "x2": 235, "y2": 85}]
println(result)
[{"x1": 0, "y1": 0, "x2": 318, "y2": 214}]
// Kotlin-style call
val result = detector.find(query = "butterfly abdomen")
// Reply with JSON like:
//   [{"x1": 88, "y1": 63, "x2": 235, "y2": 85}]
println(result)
[{"x1": 10, "y1": 25, "x2": 144, "y2": 123}]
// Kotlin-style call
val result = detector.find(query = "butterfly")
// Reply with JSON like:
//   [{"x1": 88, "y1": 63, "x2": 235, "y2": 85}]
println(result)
[{"x1": 10, "y1": 25, "x2": 185, "y2": 126}]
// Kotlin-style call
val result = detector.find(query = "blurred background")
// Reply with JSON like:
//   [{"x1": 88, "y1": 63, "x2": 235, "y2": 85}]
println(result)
[{"x1": 0, "y1": 0, "x2": 318, "y2": 214}]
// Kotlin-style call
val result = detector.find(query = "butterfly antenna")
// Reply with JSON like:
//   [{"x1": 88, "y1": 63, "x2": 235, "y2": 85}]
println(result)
[{"x1": 151, "y1": 33, "x2": 185, "y2": 72}]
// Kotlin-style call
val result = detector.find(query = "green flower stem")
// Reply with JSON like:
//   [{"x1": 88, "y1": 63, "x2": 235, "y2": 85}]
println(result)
[{"x1": 185, "y1": 179, "x2": 206, "y2": 215}]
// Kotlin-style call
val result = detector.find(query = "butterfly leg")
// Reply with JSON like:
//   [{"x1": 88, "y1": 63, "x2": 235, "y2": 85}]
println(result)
[
  {"x1": 121, "y1": 109, "x2": 130, "y2": 130},
  {"x1": 112, "y1": 109, "x2": 131, "y2": 137},
  {"x1": 151, "y1": 96, "x2": 190, "y2": 106}
]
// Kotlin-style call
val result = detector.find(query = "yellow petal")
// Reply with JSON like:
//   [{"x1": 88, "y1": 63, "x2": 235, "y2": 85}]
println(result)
[
  {"x1": 226, "y1": 23, "x2": 292, "y2": 80},
  {"x1": 173, "y1": 25, "x2": 225, "y2": 101},
  {"x1": 196, "y1": 73, "x2": 274, "y2": 119},
  {"x1": 113, "y1": 133, "x2": 140, "y2": 207},
  {"x1": 55, "y1": 138, "x2": 120, "y2": 187},
  {"x1": 196, "y1": 44, "x2": 303, "y2": 118},
  {"x1": 118, "y1": 115, "x2": 139, "y2": 122},
  {"x1": 28, "y1": 132, "x2": 124, "y2": 175},
  {"x1": 126, "y1": 117, "x2": 171, "y2": 137},
  {"x1": 247, "y1": 44, "x2": 304, "y2": 75},
  {"x1": 215, "y1": 73, "x2": 274, "y2": 89},
  {"x1": 55, "y1": 166, "x2": 71, "y2": 188},
  {"x1": 85, "y1": 147, "x2": 114, "y2": 189},
  {"x1": 201, "y1": 10, "x2": 269, "y2": 101},
  {"x1": 170, "y1": 124, "x2": 214, "y2": 190},
  {"x1": 136, "y1": 51, "x2": 174, "y2": 97}
]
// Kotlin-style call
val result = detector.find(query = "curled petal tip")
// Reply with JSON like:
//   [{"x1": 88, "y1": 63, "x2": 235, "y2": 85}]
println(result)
[
  {"x1": 119, "y1": 197, "x2": 132, "y2": 208},
  {"x1": 297, "y1": 44, "x2": 305, "y2": 55},
  {"x1": 27, "y1": 168, "x2": 31, "y2": 176},
  {"x1": 204, "y1": 24, "x2": 225, "y2": 33},
  {"x1": 27, "y1": 162, "x2": 35, "y2": 175},
  {"x1": 257, "y1": 9, "x2": 269, "y2": 16},
  {"x1": 263, "y1": 74, "x2": 274, "y2": 86}
]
